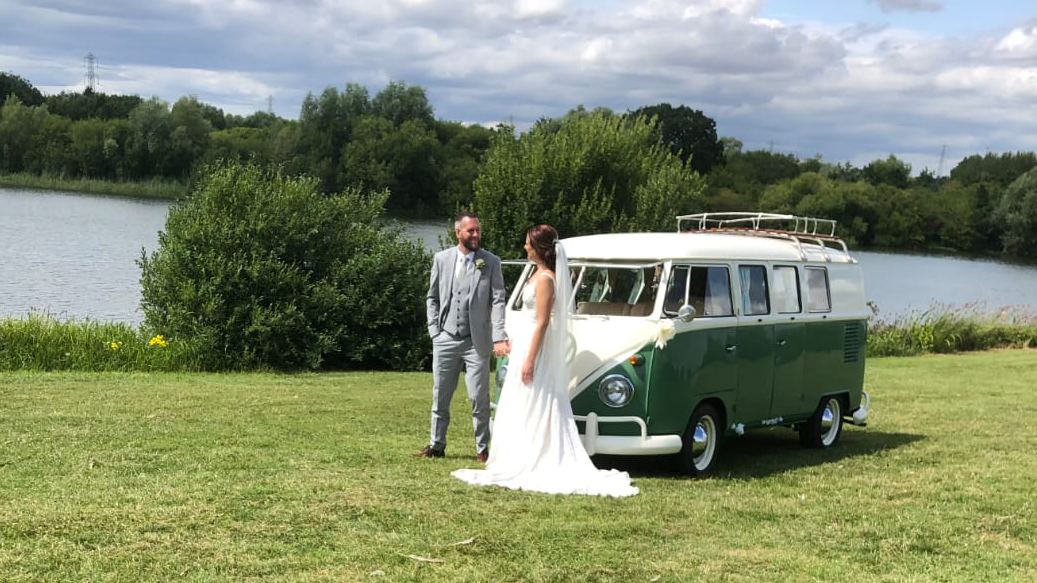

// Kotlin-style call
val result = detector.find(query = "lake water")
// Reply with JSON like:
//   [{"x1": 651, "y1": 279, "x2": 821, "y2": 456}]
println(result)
[{"x1": 3, "y1": 186, "x2": 1036, "y2": 324}]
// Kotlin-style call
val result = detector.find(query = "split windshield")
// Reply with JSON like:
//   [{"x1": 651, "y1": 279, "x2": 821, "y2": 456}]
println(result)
[{"x1": 571, "y1": 264, "x2": 660, "y2": 317}]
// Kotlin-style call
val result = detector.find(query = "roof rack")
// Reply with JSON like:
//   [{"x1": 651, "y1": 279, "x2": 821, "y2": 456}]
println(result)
[{"x1": 675, "y1": 212, "x2": 854, "y2": 262}]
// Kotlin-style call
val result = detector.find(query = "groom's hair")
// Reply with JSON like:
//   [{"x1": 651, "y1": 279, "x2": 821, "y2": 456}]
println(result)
[{"x1": 454, "y1": 211, "x2": 479, "y2": 229}]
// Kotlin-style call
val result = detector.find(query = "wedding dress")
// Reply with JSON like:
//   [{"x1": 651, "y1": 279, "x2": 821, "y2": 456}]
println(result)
[{"x1": 452, "y1": 243, "x2": 638, "y2": 498}]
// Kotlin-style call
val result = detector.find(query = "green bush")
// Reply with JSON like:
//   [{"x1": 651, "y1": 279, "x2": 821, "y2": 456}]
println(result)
[{"x1": 138, "y1": 160, "x2": 431, "y2": 371}]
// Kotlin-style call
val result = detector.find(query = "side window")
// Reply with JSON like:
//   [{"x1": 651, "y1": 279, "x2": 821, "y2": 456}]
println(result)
[
  {"x1": 691, "y1": 266, "x2": 733, "y2": 317},
  {"x1": 663, "y1": 266, "x2": 689, "y2": 314},
  {"x1": 772, "y1": 266, "x2": 801, "y2": 314},
  {"x1": 665, "y1": 266, "x2": 733, "y2": 317},
  {"x1": 738, "y1": 265, "x2": 769, "y2": 316},
  {"x1": 806, "y1": 267, "x2": 831, "y2": 312}
]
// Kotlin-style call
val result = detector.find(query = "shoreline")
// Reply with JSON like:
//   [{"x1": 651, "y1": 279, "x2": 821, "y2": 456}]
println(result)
[{"x1": 0, "y1": 172, "x2": 185, "y2": 200}]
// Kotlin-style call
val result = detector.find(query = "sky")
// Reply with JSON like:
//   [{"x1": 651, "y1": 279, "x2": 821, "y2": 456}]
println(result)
[{"x1": 1, "y1": 0, "x2": 1035, "y2": 175}]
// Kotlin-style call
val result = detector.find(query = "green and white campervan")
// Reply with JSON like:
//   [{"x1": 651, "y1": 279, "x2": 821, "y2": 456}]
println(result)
[{"x1": 494, "y1": 213, "x2": 871, "y2": 476}]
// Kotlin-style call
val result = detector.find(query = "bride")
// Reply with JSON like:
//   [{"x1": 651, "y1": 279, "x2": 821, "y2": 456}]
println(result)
[{"x1": 452, "y1": 224, "x2": 638, "y2": 497}]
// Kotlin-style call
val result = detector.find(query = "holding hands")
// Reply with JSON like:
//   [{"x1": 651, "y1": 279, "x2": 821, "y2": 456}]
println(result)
[{"x1": 493, "y1": 340, "x2": 511, "y2": 357}]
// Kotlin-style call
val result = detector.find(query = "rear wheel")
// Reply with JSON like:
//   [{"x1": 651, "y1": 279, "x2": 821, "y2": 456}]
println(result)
[
  {"x1": 679, "y1": 403, "x2": 721, "y2": 477},
  {"x1": 799, "y1": 395, "x2": 843, "y2": 448}
]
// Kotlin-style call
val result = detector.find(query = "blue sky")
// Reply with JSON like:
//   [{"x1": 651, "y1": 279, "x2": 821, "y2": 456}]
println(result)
[{"x1": 1, "y1": 0, "x2": 1035, "y2": 174}]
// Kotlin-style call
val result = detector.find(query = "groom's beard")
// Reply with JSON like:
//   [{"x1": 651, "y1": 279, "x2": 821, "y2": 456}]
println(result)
[{"x1": 460, "y1": 239, "x2": 480, "y2": 253}]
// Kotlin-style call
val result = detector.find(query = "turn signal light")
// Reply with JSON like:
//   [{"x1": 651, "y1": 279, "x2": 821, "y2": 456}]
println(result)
[{"x1": 629, "y1": 354, "x2": 644, "y2": 366}]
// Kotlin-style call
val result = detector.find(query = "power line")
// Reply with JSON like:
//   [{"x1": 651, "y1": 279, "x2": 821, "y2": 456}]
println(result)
[{"x1": 84, "y1": 52, "x2": 98, "y2": 91}]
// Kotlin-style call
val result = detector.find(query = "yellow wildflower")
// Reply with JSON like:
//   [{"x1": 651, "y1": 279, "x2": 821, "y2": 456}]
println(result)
[
  {"x1": 148, "y1": 334, "x2": 169, "y2": 348},
  {"x1": 109, "y1": 341, "x2": 123, "y2": 350}
]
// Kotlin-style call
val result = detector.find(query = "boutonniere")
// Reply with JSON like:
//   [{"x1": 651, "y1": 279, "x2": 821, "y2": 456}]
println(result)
[{"x1": 474, "y1": 258, "x2": 486, "y2": 270}]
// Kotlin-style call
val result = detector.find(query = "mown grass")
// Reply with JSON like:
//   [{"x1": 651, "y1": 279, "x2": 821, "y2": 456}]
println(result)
[
  {"x1": 867, "y1": 304, "x2": 1037, "y2": 357},
  {"x1": 1, "y1": 350, "x2": 1035, "y2": 582},
  {"x1": 0, "y1": 172, "x2": 185, "y2": 199},
  {"x1": 0, "y1": 313, "x2": 202, "y2": 372}
]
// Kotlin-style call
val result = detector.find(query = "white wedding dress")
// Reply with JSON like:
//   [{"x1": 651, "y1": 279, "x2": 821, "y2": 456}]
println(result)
[{"x1": 452, "y1": 248, "x2": 638, "y2": 498}]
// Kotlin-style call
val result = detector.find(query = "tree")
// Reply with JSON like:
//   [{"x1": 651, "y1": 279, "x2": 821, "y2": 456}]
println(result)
[
  {"x1": 993, "y1": 166, "x2": 1037, "y2": 257},
  {"x1": 707, "y1": 148, "x2": 802, "y2": 206},
  {"x1": 46, "y1": 90, "x2": 143, "y2": 120},
  {"x1": 472, "y1": 110, "x2": 706, "y2": 256},
  {"x1": 628, "y1": 103, "x2": 724, "y2": 175},
  {"x1": 371, "y1": 81, "x2": 434, "y2": 128},
  {"x1": 168, "y1": 96, "x2": 213, "y2": 176},
  {"x1": 340, "y1": 116, "x2": 443, "y2": 211},
  {"x1": 295, "y1": 85, "x2": 371, "y2": 191},
  {"x1": 0, "y1": 97, "x2": 54, "y2": 172},
  {"x1": 950, "y1": 151, "x2": 1037, "y2": 190},
  {"x1": 139, "y1": 160, "x2": 431, "y2": 370},
  {"x1": 70, "y1": 118, "x2": 109, "y2": 177},
  {"x1": 124, "y1": 97, "x2": 172, "y2": 178},
  {"x1": 436, "y1": 121, "x2": 495, "y2": 211},
  {"x1": 862, "y1": 155, "x2": 911, "y2": 189},
  {"x1": 0, "y1": 72, "x2": 44, "y2": 108}
]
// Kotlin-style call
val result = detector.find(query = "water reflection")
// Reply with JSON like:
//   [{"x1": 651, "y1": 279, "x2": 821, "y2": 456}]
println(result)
[{"x1": 2, "y1": 186, "x2": 1036, "y2": 323}]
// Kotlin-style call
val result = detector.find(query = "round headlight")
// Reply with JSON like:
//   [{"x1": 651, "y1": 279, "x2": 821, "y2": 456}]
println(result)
[{"x1": 598, "y1": 374, "x2": 634, "y2": 408}]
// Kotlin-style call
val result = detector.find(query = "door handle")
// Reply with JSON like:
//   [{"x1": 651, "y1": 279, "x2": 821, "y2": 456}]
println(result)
[
  {"x1": 725, "y1": 345, "x2": 737, "y2": 352},
  {"x1": 777, "y1": 339, "x2": 787, "y2": 347}
]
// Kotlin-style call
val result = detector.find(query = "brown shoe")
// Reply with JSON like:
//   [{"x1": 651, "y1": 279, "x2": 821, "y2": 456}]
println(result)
[
  {"x1": 415, "y1": 445, "x2": 444, "y2": 458},
  {"x1": 476, "y1": 451, "x2": 489, "y2": 464}
]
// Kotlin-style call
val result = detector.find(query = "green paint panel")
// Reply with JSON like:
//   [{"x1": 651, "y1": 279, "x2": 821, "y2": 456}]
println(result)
[
  {"x1": 571, "y1": 356, "x2": 650, "y2": 437},
  {"x1": 771, "y1": 321, "x2": 806, "y2": 417},
  {"x1": 734, "y1": 323, "x2": 775, "y2": 423},
  {"x1": 646, "y1": 323, "x2": 737, "y2": 434}
]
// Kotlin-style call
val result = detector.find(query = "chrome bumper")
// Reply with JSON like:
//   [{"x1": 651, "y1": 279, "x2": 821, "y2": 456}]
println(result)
[
  {"x1": 574, "y1": 412, "x2": 683, "y2": 455},
  {"x1": 847, "y1": 391, "x2": 870, "y2": 426}
]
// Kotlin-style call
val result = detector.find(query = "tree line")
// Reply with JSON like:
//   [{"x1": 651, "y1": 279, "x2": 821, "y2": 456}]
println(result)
[{"x1": 2, "y1": 71, "x2": 1036, "y2": 258}]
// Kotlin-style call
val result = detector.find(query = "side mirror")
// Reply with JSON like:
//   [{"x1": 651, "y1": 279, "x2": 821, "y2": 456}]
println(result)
[{"x1": 677, "y1": 304, "x2": 697, "y2": 322}]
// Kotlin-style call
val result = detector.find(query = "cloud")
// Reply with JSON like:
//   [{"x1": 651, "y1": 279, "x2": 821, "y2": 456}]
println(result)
[
  {"x1": 867, "y1": 0, "x2": 943, "y2": 14},
  {"x1": 2, "y1": 0, "x2": 1036, "y2": 173}
]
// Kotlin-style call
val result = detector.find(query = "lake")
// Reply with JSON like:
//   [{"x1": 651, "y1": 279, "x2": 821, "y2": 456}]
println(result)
[{"x1": 2, "y1": 186, "x2": 1036, "y2": 324}]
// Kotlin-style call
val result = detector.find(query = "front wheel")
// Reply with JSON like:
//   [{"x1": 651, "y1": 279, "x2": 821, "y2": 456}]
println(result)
[
  {"x1": 799, "y1": 395, "x2": 843, "y2": 448},
  {"x1": 679, "y1": 403, "x2": 722, "y2": 477}
]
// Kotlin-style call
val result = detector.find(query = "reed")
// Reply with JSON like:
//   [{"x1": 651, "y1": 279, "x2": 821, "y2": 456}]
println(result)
[
  {"x1": 0, "y1": 172, "x2": 185, "y2": 199},
  {"x1": 867, "y1": 303, "x2": 1037, "y2": 357},
  {"x1": 0, "y1": 312, "x2": 202, "y2": 371}
]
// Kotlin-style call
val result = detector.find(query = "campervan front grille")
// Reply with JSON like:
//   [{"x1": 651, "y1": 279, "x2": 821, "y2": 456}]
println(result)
[{"x1": 844, "y1": 323, "x2": 863, "y2": 363}]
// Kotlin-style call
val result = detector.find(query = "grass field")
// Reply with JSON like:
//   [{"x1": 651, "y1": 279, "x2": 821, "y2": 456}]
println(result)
[{"x1": 1, "y1": 351, "x2": 1034, "y2": 582}]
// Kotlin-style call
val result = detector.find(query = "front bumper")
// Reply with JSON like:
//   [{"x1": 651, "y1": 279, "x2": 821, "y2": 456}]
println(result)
[{"x1": 575, "y1": 412, "x2": 682, "y2": 456}]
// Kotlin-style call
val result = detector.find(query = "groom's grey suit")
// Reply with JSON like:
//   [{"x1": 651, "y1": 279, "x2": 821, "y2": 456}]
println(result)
[{"x1": 426, "y1": 246, "x2": 508, "y2": 454}]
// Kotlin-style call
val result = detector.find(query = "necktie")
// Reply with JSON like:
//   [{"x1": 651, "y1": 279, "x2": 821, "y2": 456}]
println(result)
[{"x1": 455, "y1": 255, "x2": 468, "y2": 279}]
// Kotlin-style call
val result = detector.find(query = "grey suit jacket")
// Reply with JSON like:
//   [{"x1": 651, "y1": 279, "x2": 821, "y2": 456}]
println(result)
[{"x1": 427, "y1": 247, "x2": 508, "y2": 357}]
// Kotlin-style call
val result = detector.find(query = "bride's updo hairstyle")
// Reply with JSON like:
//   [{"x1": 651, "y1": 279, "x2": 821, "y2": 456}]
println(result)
[{"x1": 526, "y1": 224, "x2": 558, "y2": 271}]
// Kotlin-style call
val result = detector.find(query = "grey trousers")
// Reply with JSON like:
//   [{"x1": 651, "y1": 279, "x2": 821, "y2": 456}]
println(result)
[{"x1": 430, "y1": 332, "x2": 491, "y2": 453}]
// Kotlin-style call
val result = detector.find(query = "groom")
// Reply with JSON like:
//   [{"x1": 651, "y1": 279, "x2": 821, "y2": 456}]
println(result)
[{"x1": 417, "y1": 211, "x2": 510, "y2": 463}]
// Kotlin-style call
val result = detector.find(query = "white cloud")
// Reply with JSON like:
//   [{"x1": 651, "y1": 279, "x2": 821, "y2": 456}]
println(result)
[
  {"x1": 868, "y1": 0, "x2": 943, "y2": 14},
  {"x1": 2, "y1": 0, "x2": 1036, "y2": 172}
]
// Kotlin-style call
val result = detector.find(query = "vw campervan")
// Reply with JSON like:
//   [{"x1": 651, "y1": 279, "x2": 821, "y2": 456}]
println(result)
[{"x1": 494, "y1": 213, "x2": 870, "y2": 476}]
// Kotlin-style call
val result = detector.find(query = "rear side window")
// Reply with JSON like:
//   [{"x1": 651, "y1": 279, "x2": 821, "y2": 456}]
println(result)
[
  {"x1": 739, "y1": 265, "x2": 769, "y2": 316},
  {"x1": 806, "y1": 267, "x2": 831, "y2": 312},
  {"x1": 772, "y1": 266, "x2": 801, "y2": 314},
  {"x1": 664, "y1": 265, "x2": 733, "y2": 317}
]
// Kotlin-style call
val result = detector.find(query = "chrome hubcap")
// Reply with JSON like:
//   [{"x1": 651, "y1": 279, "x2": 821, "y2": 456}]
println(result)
[
  {"x1": 820, "y1": 398, "x2": 841, "y2": 446},
  {"x1": 691, "y1": 415, "x2": 716, "y2": 470}
]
